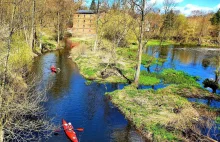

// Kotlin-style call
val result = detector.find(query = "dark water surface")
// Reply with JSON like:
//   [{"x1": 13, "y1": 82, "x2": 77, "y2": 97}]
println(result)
[
  {"x1": 32, "y1": 46, "x2": 220, "y2": 141},
  {"x1": 32, "y1": 50, "x2": 144, "y2": 142}
]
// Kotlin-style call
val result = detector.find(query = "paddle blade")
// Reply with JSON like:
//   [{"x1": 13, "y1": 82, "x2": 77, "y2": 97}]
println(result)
[
  {"x1": 76, "y1": 128, "x2": 84, "y2": 132},
  {"x1": 54, "y1": 128, "x2": 61, "y2": 132}
]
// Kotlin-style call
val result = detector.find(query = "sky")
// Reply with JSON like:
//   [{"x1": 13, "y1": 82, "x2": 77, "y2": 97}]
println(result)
[
  {"x1": 159, "y1": 0, "x2": 220, "y2": 15},
  {"x1": 85, "y1": 0, "x2": 220, "y2": 16}
]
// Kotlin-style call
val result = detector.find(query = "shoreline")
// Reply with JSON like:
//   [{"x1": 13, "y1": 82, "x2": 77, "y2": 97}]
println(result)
[{"x1": 69, "y1": 37, "x2": 220, "y2": 141}]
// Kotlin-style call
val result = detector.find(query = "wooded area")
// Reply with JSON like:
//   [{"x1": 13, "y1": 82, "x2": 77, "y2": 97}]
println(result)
[
  {"x1": 0, "y1": 0, "x2": 219, "y2": 141},
  {"x1": 0, "y1": 0, "x2": 82, "y2": 141}
]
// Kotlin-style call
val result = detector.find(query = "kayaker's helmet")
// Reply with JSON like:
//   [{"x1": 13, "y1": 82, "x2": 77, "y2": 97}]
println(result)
[{"x1": 68, "y1": 122, "x2": 71, "y2": 125}]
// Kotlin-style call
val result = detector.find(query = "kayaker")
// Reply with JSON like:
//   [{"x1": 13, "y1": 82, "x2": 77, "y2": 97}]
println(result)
[
  {"x1": 50, "y1": 65, "x2": 56, "y2": 73},
  {"x1": 68, "y1": 122, "x2": 73, "y2": 131}
]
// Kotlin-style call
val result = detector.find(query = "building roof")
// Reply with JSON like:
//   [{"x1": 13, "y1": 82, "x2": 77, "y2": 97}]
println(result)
[{"x1": 76, "y1": 10, "x2": 96, "y2": 14}]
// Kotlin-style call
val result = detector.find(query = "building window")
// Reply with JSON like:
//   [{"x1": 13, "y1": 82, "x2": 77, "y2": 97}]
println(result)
[
  {"x1": 78, "y1": 14, "x2": 79, "y2": 17},
  {"x1": 84, "y1": 20, "x2": 85, "y2": 22},
  {"x1": 90, "y1": 20, "x2": 91, "y2": 23},
  {"x1": 84, "y1": 15, "x2": 85, "y2": 17}
]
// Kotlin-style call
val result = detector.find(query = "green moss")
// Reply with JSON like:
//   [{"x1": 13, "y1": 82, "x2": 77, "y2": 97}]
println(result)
[
  {"x1": 160, "y1": 69, "x2": 200, "y2": 86},
  {"x1": 139, "y1": 71, "x2": 160, "y2": 85},
  {"x1": 149, "y1": 124, "x2": 180, "y2": 141}
]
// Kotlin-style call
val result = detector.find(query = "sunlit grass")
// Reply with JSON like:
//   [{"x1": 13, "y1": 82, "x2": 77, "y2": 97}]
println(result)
[
  {"x1": 147, "y1": 40, "x2": 176, "y2": 46},
  {"x1": 107, "y1": 85, "x2": 198, "y2": 141}
]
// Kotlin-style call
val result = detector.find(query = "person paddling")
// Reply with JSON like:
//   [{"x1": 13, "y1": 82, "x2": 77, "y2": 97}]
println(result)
[
  {"x1": 68, "y1": 122, "x2": 73, "y2": 131},
  {"x1": 50, "y1": 65, "x2": 56, "y2": 73}
]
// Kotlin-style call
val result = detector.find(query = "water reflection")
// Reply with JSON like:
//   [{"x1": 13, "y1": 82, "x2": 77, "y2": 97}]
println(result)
[{"x1": 145, "y1": 46, "x2": 220, "y2": 87}]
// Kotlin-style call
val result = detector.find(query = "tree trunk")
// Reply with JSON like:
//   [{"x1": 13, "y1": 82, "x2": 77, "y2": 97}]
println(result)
[
  {"x1": 31, "y1": 0, "x2": 36, "y2": 52},
  {"x1": 197, "y1": 36, "x2": 202, "y2": 46},
  {"x1": 93, "y1": 0, "x2": 100, "y2": 51},
  {"x1": 57, "y1": 11, "x2": 60, "y2": 46},
  {"x1": 217, "y1": 31, "x2": 220, "y2": 45},
  {"x1": 134, "y1": 0, "x2": 145, "y2": 86},
  {"x1": 0, "y1": 127, "x2": 3, "y2": 142},
  {"x1": 0, "y1": 0, "x2": 3, "y2": 24}
]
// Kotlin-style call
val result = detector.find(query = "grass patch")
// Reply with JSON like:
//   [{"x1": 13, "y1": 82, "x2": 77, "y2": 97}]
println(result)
[
  {"x1": 139, "y1": 71, "x2": 160, "y2": 85},
  {"x1": 107, "y1": 85, "x2": 199, "y2": 141},
  {"x1": 159, "y1": 84, "x2": 220, "y2": 100},
  {"x1": 159, "y1": 69, "x2": 200, "y2": 86},
  {"x1": 147, "y1": 40, "x2": 176, "y2": 46}
]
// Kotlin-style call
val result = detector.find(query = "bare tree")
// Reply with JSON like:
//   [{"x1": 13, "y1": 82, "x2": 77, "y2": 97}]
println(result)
[{"x1": 129, "y1": 0, "x2": 155, "y2": 86}]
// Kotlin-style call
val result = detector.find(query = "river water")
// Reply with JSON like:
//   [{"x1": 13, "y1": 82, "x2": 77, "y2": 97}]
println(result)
[
  {"x1": 31, "y1": 46, "x2": 220, "y2": 141},
  {"x1": 32, "y1": 50, "x2": 144, "y2": 142}
]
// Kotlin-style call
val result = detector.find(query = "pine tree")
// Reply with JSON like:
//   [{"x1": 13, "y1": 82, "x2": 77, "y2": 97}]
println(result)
[
  {"x1": 90, "y1": 0, "x2": 96, "y2": 11},
  {"x1": 210, "y1": 8, "x2": 220, "y2": 25},
  {"x1": 163, "y1": 10, "x2": 175, "y2": 30}
]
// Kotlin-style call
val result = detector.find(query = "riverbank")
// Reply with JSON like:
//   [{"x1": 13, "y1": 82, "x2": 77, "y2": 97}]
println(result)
[
  {"x1": 70, "y1": 37, "x2": 220, "y2": 141},
  {"x1": 106, "y1": 85, "x2": 219, "y2": 141}
]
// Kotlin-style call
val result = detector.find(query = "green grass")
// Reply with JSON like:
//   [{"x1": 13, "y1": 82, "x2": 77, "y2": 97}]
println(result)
[
  {"x1": 159, "y1": 69, "x2": 200, "y2": 86},
  {"x1": 147, "y1": 40, "x2": 176, "y2": 46},
  {"x1": 139, "y1": 71, "x2": 160, "y2": 85},
  {"x1": 106, "y1": 85, "x2": 198, "y2": 141}
]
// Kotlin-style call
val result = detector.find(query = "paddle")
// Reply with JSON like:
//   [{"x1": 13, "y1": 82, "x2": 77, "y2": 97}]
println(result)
[{"x1": 54, "y1": 128, "x2": 84, "y2": 135}]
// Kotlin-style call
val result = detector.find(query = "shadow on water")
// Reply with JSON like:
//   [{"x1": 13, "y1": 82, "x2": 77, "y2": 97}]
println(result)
[{"x1": 31, "y1": 50, "x2": 145, "y2": 142}]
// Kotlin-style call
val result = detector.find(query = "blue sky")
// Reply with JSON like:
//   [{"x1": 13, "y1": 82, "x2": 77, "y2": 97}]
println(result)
[
  {"x1": 172, "y1": 0, "x2": 220, "y2": 15},
  {"x1": 85, "y1": 0, "x2": 220, "y2": 15}
]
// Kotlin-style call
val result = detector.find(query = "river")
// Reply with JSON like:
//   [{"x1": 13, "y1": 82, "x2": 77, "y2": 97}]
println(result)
[
  {"x1": 31, "y1": 46, "x2": 220, "y2": 141},
  {"x1": 31, "y1": 50, "x2": 144, "y2": 142}
]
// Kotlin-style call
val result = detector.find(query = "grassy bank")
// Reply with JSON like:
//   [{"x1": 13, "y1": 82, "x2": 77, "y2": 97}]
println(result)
[
  {"x1": 70, "y1": 37, "x2": 220, "y2": 141},
  {"x1": 106, "y1": 85, "x2": 199, "y2": 141},
  {"x1": 70, "y1": 37, "x2": 161, "y2": 85},
  {"x1": 107, "y1": 84, "x2": 220, "y2": 141},
  {"x1": 146, "y1": 39, "x2": 220, "y2": 48},
  {"x1": 38, "y1": 28, "x2": 65, "y2": 53}
]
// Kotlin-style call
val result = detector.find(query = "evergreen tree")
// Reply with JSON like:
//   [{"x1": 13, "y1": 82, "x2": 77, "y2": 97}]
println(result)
[
  {"x1": 210, "y1": 8, "x2": 220, "y2": 25},
  {"x1": 90, "y1": 0, "x2": 96, "y2": 11},
  {"x1": 162, "y1": 10, "x2": 175, "y2": 30}
]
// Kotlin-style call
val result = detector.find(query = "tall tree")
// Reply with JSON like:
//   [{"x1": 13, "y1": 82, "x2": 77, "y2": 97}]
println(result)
[
  {"x1": 130, "y1": 0, "x2": 155, "y2": 86},
  {"x1": 90, "y1": 0, "x2": 96, "y2": 10},
  {"x1": 160, "y1": 0, "x2": 178, "y2": 44},
  {"x1": 210, "y1": 8, "x2": 220, "y2": 45},
  {"x1": 93, "y1": 0, "x2": 101, "y2": 51}
]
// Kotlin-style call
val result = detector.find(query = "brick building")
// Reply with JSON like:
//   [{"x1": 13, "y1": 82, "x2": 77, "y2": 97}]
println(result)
[{"x1": 72, "y1": 10, "x2": 96, "y2": 36}]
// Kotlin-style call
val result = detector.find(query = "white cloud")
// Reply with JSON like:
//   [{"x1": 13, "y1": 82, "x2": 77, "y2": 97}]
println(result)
[
  {"x1": 217, "y1": 4, "x2": 220, "y2": 9},
  {"x1": 151, "y1": 0, "x2": 183, "y2": 5},
  {"x1": 174, "y1": 4, "x2": 218, "y2": 16}
]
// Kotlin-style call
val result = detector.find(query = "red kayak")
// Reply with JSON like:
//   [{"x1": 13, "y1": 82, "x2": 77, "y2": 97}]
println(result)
[
  {"x1": 62, "y1": 119, "x2": 78, "y2": 142},
  {"x1": 50, "y1": 66, "x2": 57, "y2": 73}
]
